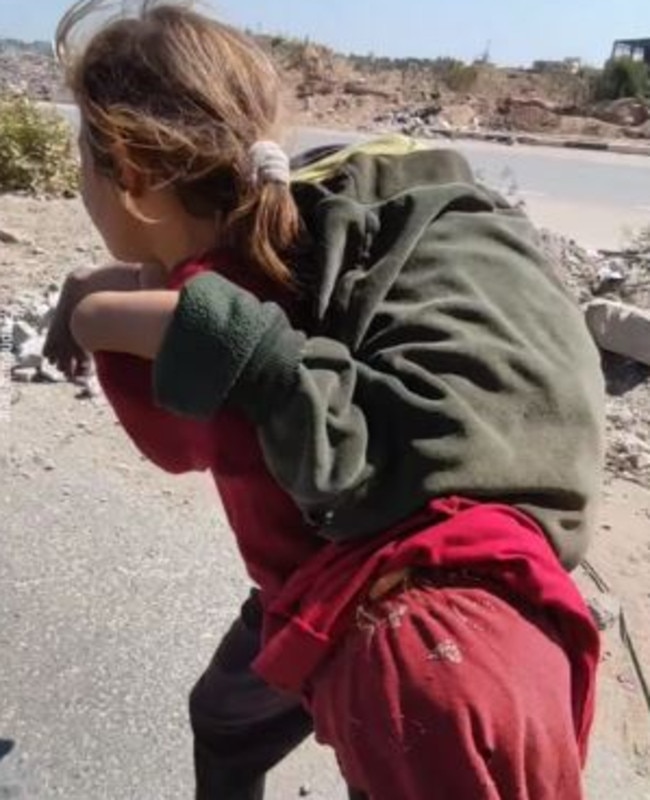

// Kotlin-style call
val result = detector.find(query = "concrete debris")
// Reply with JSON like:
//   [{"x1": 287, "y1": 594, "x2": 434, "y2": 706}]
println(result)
[
  {"x1": 7, "y1": 279, "x2": 105, "y2": 399},
  {"x1": 0, "y1": 41, "x2": 62, "y2": 101},
  {"x1": 75, "y1": 375, "x2": 102, "y2": 401},
  {"x1": 13, "y1": 334, "x2": 46, "y2": 371},
  {"x1": 538, "y1": 230, "x2": 650, "y2": 310},
  {"x1": 595, "y1": 265, "x2": 626, "y2": 294},
  {"x1": 34, "y1": 360, "x2": 67, "y2": 384},
  {"x1": 586, "y1": 301, "x2": 650, "y2": 368},
  {"x1": 6, "y1": 285, "x2": 64, "y2": 381},
  {"x1": 12, "y1": 320, "x2": 38, "y2": 350},
  {"x1": 11, "y1": 367, "x2": 35, "y2": 384}
]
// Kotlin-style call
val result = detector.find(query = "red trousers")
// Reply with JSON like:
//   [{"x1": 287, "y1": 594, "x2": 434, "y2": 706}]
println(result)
[{"x1": 308, "y1": 573, "x2": 586, "y2": 800}]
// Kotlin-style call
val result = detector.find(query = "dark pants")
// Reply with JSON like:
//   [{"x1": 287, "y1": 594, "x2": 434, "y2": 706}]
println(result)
[{"x1": 190, "y1": 590, "x2": 367, "y2": 800}]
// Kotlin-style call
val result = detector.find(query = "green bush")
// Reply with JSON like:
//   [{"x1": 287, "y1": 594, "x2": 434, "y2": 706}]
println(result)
[
  {"x1": 594, "y1": 57, "x2": 649, "y2": 101},
  {"x1": 0, "y1": 95, "x2": 78, "y2": 195},
  {"x1": 442, "y1": 61, "x2": 480, "y2": 93}
]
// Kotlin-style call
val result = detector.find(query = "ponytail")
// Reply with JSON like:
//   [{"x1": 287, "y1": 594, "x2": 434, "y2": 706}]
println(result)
[{"x1": 224, "y1": 165, "x2": 301, "y2": 287}]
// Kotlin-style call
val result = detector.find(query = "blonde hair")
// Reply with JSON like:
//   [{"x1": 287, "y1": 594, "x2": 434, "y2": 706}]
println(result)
[{"x1": 56, "y1": 0, "x2": 299, "y2": 284}]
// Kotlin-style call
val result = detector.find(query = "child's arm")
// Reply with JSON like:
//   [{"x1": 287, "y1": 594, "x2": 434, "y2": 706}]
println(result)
[
  {"x1": 44, "y1": 263, "x2": 166, "y2": 378},
  {"x1": 70, "y1": 290, "x2": 178, "y2": 358}
]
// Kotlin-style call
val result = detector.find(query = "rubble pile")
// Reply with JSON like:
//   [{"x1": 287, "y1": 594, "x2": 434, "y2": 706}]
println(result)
[
  {"x1": 4, "y1": 37, "x2": 650, "y2": 142},
  {"x1": 0, "y1": 43, "x2": 64, "y2": 101},
  {"x1": 538, "y1": 230, "x2": 650, "y2": 486},
  {"x1": 2, "y1": 283, "x2": 62, "y2": 383},
  {"x1": 1, "y1": 244, "x2": 100, "y2": 398}
]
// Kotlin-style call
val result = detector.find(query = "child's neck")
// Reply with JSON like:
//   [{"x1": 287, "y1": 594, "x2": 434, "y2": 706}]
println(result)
[{"x1": 149, "y1": 211, "x2": 223, "y2": 273}]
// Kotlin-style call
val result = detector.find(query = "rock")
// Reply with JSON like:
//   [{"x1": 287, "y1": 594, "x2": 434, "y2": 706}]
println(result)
[
  {"x1": 33, "y1": 361, "x2": 66, "y2": 383},
  {"x1": 13, "y1": 334, "x2": 45, "y2": 371},
  {"x1": 608, "y1": 432, "x2": 650, "y2": 476},
  {"x1": 11, "y1": 367, "x2": 35, "y2": 384},
  {"x1": 587, "y1": 593, "x2": 621, "y2": 632},
  {"x1": 593, "y1": 265, "x2": 626, "y2": 295},
  {"x1": 12, "y1": 320, "x2": 38, "y2": 350},
  {"x1": 0, "y1": 229, "x2": 20, "y2": 244},
  {"x1": 75, "y1": 375, "x2": 102, "y2": 400},
  {"x1": 27, "y1": 303, "x2": 55, "y2": 332},
  {"x1": 586, "y1": 300, "x2": 650, "y2": 368},
  {"x1": 592, "y1": 98, "x2": 650, "y2": 128},
  {"x1": 608, "y1": 407, "x2": 635, "y2": 430}
]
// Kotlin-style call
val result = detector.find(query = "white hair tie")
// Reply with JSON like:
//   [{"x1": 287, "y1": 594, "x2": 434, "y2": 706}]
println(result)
[{"x1": 250, "y1": 140, "x2": 291, "y2": 187}]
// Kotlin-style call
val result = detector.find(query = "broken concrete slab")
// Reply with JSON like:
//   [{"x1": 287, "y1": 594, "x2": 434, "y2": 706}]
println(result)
[{"x1": 586, "y1": 300, "x2": 650, "y2": 368}]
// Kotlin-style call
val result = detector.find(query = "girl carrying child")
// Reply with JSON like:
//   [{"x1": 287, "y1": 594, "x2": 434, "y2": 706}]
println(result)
[{"x1": 46, "y1": 2, "x2": 605, "y2": 798}]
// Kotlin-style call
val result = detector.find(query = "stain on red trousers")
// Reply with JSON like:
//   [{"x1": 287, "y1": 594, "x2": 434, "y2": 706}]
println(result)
[{"x1": 309, "y1": 572, "x2": 586, "y2": 800}]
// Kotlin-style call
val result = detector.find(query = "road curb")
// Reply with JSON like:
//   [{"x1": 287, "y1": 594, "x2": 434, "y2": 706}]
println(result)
[
  {"x1": 426, "y1": 127, "x2": 650, "y2": 158},
  {"x1": 608, "y1": 142, "x2": 650, "y2": 156}
]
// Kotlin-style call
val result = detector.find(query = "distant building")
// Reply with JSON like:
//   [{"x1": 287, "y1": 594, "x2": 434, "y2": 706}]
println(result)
[
  {"x1": 612, "y1": 39, "x2": 650, "y2": 65},
  {"x1": 532, "y1": 57, "x2": 582, "y2": 75}
]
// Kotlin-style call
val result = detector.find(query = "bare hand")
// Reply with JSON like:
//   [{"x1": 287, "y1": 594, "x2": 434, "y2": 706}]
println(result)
[{"x1": 43, "y1": 269, "x2": 94, "y2": 381}]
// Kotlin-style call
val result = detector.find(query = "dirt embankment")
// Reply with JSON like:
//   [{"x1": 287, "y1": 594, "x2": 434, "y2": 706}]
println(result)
[{"x1": 2, "y1": 37, "x2": 650, "y2": 142}]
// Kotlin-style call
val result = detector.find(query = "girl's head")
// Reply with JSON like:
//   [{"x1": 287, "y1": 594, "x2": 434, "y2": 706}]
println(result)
[{"x1": 56, "y1": 0, "x2": 299, "y2": 282}]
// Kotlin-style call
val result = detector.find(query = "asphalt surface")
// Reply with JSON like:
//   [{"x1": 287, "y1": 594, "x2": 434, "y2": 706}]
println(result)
[
  {"x1": 3, "y1": 390, "x2": 649, "y2": 800},
  {"x1": 1, "y1": 384, "x2": 346, "y2": 800},
  {"x1": 288, "y1": 126, "x2": 650, "y2": 250},
  {"x1": 54, "y1": 102, "x2": 650, "y2": 249}
]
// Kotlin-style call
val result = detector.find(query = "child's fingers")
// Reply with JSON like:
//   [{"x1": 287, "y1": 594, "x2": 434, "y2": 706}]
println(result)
[
  {"x1": 64, "y1": 357, "x2": 78, "y2": 381},
  {"x1": 73, "y1": 354, "x2": 92, "y2": 378},
  {"x1": 43, "y1": 319, "x2": 66, "y2": 361}
]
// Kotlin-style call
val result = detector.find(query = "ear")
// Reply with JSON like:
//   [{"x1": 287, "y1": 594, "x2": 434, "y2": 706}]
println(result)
[{"x1": 110, "y1": 141, "x2": 148, "y2": 198}]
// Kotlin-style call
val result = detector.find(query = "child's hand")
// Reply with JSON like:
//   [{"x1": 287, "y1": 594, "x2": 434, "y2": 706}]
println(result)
[
  {"x1": 44, "y1": 263, "x2": 146, "y2": 379},
  {"x1": 43, "y1": 269, "x2": 94, "y2": 381}
]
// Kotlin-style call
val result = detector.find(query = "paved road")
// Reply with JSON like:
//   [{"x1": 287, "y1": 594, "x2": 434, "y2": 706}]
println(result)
[
  {"x1": 55, "y1": 102, "x2": 650, "y2": 249},
  {"x1": 3, "y1": 383, "x2": 649, "y2": 800},
  {"x1": 288, "y1": 127, "x2": 650, "y2": 250},
  {"x1": 0, "y1": 385, "x2": 346, "y2": 800}
]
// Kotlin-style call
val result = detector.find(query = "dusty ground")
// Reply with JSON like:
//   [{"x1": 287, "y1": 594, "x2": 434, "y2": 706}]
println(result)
[{"x1": 1, "y1": 187, "x2": 649, "y2": 797}]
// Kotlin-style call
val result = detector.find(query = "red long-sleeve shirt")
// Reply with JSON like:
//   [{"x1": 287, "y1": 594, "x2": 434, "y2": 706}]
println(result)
[{"x1": 94, "y1": 252, "x2": 322, "y2": 599}]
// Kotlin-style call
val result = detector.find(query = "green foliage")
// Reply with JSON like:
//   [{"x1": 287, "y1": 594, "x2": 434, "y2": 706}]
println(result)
[
  {"x1": 347, "y1": 54, "x2": 480, "y2": 91},
  {"x1": 0, "y1": 95, "x2": 78, "y2": 195},
  {"x1": 594, "y1": 57, "x2": 649, "y2": 101},
  {"x1": 441, "y1": 61, "x2": 480, "y2": 93}
]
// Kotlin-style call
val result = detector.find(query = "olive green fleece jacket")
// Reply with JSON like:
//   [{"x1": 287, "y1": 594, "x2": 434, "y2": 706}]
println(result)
[{"x1": 154, "y1": 146, "x2": 605, "y2": 569}]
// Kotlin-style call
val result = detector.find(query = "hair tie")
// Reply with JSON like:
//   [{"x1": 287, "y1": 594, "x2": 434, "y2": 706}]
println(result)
[{"x1": 250, "y1": 140, "x2": 291, "y2": 187}]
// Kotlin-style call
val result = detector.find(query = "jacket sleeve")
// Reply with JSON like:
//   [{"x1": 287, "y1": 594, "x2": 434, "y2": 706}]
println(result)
[{"x1": 153, "y1": 272, "x2": 385, "y2": 536}]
